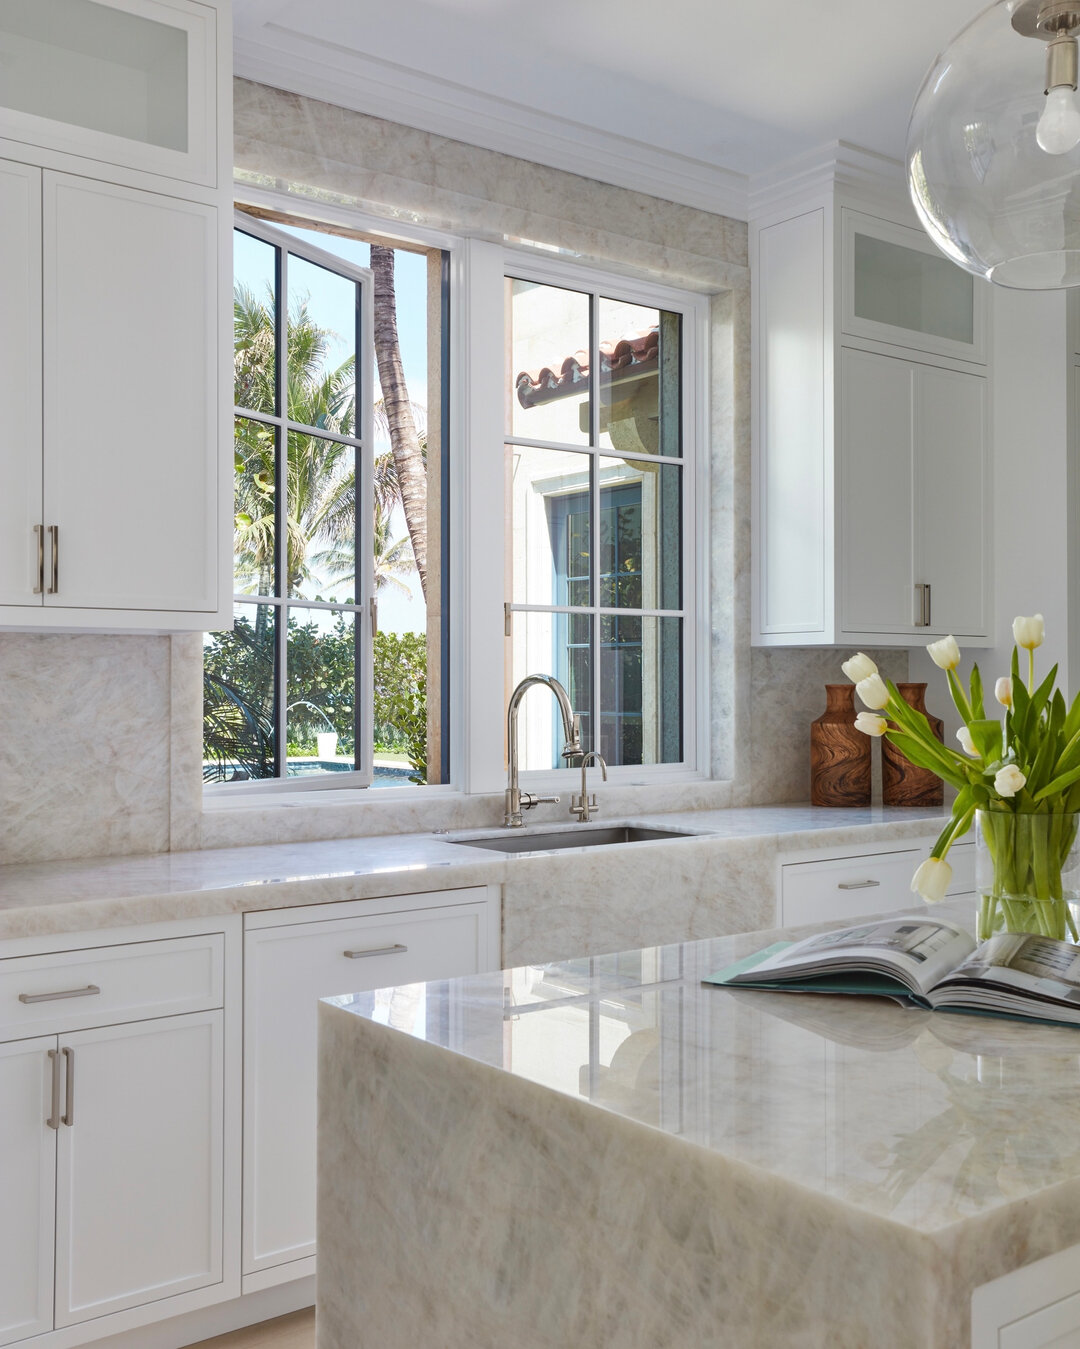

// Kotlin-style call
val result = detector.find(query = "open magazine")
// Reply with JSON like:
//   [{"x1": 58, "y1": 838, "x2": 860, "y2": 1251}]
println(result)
[{"x1": 705, "y1": 916, "x2": 1080, "y2": 1027}]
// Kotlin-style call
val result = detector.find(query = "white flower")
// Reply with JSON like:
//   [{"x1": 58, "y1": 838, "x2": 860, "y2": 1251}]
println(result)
[
  {"x1": 995, "y1": 676, "x2": 1013, "y2": 709},
  {"x1": 1012, "y1": 614, "x2": 1045, "y2": 651},
  {"x1": 911, "y1": 857, "x2": 952, "y2": 904},
  {"x1": 855, "y1": 712, "x2": 887, "y2": 737},
  {"x1": 994, "y1": 765, "x2": 1027, "y2": 798},
  {"x1": 842, "y1": 652, "x2": 878, "y2": 683},
  {"x1": 956, "y1": 726, "x2": 977, "y2": 756},
  {"x1": 926, "y1": 635, "x2": 961, "y2": 671},
  {"x1": 855, "y1": 674, "x2": 890, "y2": 711}
]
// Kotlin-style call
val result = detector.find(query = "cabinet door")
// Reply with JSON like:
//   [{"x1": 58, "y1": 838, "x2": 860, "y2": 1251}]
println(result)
[
  {"x1": 54, "y1": 1011, "x2": 223, "y2": 1327},
  {"x1": 839, "y1": 348, "x2": 916, "y2": 634},
  {"x1": 244, "y1": 902, "x2": 489, "y2": 1276},
  {"x1": 0, "y1": 1037, "x2": 56, "y2": 1347},
  {"x1": 0, "y1": 159, "x2": 42, "y2": 609},
  {"x1": 42, "y1": 172, "x2": 219, "y2": 614},
  {"x1": 915, "y1": 365, "x2": 989, "y2": 637}
]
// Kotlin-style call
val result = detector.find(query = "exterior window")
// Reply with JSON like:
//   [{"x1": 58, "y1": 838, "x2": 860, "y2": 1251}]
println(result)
[
  {"x1": 202, "y1": 212, "x2": 448, "y2": 788},
  {"x1": 507, "y1": 277, "x2": 687, "y2": 772}
]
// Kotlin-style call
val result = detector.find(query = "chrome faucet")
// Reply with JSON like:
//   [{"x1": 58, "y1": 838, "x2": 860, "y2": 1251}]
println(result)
[
  {"x1": 505, "y1": 674, "x2": 582, "y2": 827},
  {"x1": 570, "y1": 751, "x2": 607, "y2": 823}
]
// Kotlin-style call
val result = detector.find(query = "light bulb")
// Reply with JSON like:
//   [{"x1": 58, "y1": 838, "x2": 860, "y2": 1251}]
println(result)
[{"x1": 1037, "y1": 84, "x2": 1080, "y2": 154}]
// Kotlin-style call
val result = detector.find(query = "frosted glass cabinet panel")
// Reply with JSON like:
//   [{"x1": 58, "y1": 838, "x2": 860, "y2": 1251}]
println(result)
[
  {"x1": 842, "y1": 209, "x2": 986, "y2": 364},
  {"x1": 0, "y1": 0, "x2": 215, "y2": 185}
]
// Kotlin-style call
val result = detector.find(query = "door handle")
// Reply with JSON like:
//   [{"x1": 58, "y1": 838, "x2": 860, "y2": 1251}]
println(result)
[
  {"x1": 924, "y1": 583, "x2": 931, "y2": 628},
  {"x1": 343, "y1": 944, "x2": 408, "y2": 959},
  {"x1": 47, "y1": 525, "x2": 58, "y2": 595},
  {"x1": 33, "y1": 524, "x2": 44, "y2": 594},
  {"x1": 914, "y1": 583, "x2": 929, "y2": 627},
  {"x1": 61, "y1": 1047, "x2": 74, "y2": 1127},
  {"x1": 46, "y1": 1048, "x2": 61, "y2": 1130},
  {"x1": 19, "y1": 984, "x2": 100, "y2": 1004}
]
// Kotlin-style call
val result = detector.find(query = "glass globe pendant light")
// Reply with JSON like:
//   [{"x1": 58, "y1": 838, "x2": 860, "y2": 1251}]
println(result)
[{"x1": 908, "y1": 0, "x2": 1080, "y2": 287}]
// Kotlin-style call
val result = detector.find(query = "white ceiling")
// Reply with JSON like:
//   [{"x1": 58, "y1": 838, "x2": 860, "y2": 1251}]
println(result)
[{"x1": 233, "y1": 0, "x2": 990, "y2": 215}]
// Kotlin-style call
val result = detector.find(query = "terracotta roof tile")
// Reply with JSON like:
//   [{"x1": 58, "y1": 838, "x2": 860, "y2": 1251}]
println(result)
[{"x1": 516, "y1": 325, "x2": 659, "y2": 408}]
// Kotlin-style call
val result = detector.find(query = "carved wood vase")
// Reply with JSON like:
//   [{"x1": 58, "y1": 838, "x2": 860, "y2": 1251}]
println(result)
[
  {"x1": 882, "y1": 682, "x2": 944, "y2": 807},
  {"x1": 810, "y1": 684, "x2": 871, "y2": 807}
]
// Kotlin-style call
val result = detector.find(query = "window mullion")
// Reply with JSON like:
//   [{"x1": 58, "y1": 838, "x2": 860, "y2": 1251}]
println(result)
[
  {"x1": 274, "y1": 244, "x2": 289, "y2": 779},
  {"x1": 589, "y1": 291, "x2": 601, "y2": 760}
]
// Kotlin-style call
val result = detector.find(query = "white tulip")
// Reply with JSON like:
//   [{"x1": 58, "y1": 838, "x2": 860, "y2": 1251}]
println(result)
[
  {"x1": 842, "y1": 652, "x2": 878, "y2": 683},
  {"x1": 855, "y1": 673, "x2": 890, "y2": 711},
  {"x1": 1012, "y1": 614, "x2": 1045, "y2": 651},
  {"x1": 855, "y1": 712, "x2": 887, "y2": 737},
  {"x1": 995, "y1": 676, "x2": 1013, "y2": 709},
  {"x1": 956, "y1": 726, "x2": 977, "y2": 757},
  {"x1": 911, "y1": 857, "x2": 953, "y2": 904},
  {"x1": 926, "y1": 635, "x2": 961, "y2": 671},
  {"x1": 994, "y1": 764, "x2": 1027, "y2": 798}
]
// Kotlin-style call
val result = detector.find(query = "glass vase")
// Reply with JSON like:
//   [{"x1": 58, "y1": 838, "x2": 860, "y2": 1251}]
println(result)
[{"x1": 975, "y1": 810, "x2": 1080, "y2": 943}]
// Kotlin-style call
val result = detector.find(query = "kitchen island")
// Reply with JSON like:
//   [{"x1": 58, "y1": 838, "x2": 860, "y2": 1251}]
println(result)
[{"x1": 317, "y1": 912, "x2": 1080, "y2": 1348}]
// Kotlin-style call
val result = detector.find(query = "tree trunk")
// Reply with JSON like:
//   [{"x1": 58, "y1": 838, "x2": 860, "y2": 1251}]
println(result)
[{"x1": 370, "y1": 246, "x2": 427, "y2": 599}]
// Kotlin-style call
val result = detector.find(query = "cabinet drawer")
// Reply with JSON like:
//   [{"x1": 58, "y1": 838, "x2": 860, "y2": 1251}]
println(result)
[
  {"x1": 782, "y1": 844, "x2": 976, "y2": 926},
  {"x1": 0, "y1": 934, "x2": 224, "y2": 1042}
]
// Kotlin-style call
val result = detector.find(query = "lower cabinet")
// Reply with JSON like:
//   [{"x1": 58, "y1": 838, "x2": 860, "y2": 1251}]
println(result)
[{"x1": 242, "y1": 887, "x2": 498, "y2": 1284}]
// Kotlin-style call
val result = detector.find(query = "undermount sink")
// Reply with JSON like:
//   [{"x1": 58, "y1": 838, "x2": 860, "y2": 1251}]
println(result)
[{"x1": 447, "y1": 825, "x2": 697, "y2": 854}]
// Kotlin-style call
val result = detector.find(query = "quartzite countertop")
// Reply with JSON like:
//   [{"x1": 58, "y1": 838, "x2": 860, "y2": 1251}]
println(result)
[
  {"x1": 0, "y1": 805, "x2": 950, "y2": 942},
  {"x1": 317, "y1": 911, "x2": 1080, "y2": 1349}
]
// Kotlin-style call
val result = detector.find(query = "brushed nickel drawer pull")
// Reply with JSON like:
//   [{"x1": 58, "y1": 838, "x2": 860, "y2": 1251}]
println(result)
[
  {"x1": 33, "y1": 524, "x2": 43, "y2": 594},
  {"x1": 62, "y1": 1046, "x2": 74, "y2": 1127},
  {"x1": 47, "y1": 524, "x2": 58, "y2": 595},
  {"x1": 343, "y1": 944, "x2": 408, "y2": 959},
  {"x1": 19, "y1": 984, "x2": 101, "y2": 1005},
  {"x1": 837, "y1": 880, "x2": 881, "y2": 890},
  {"x1": 46, "y1": 1048, "x2": 61, "y2": 1130}
]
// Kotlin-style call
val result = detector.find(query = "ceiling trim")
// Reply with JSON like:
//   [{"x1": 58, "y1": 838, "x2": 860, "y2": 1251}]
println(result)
[
  {"x1": 748, "y1": 141, "x2": 910, "y2": 220},
  {"x1": 233, "y1": 31, "x2": 750, "y2": 220}
]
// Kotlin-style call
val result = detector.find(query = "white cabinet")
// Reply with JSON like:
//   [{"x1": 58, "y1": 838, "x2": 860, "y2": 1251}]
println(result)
[
  {"x1": 751, "y1": 173, "x2": 993, "y2": 648},
  {"x1": 0, "y1": 0, "x2": 231, "y2": 632},
  {"x1": 242, "y1": 888, "x2": 499, "y2": 1285},
  {"x1": 0, "y1": 1038, "x2": 55, "y2": 1348}
]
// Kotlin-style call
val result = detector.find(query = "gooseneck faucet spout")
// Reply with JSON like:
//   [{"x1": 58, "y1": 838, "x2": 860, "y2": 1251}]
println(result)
[{"x1": 505, "y1": 674, "x2": 582, "y2": 827}]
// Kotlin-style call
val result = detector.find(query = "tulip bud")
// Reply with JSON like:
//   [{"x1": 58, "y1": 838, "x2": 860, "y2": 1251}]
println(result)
[
  {"x1": 994, "y1": 764, "x2": 1027, "y2": 798},
  {"x1": 911, "y1": 856, "x2": 952, "y2": 904},
  {"x1": 926, "y1": 635, "x2": 961, "y2": 671},
  {"x1": 956, "y1": 726, "x2": 977, "y2": 757},
  {"x1": 841, "y1": 652, "x2": 878, "y2": 683},
  {"x1": 855, "y1": 712, "x2": 887, "y2": 737},
  {"x1": 1012, "y1": 614, "x2": 1045, "y2": 651},
  {"x1": 855, "y1": 673, "x2": 890, "y2": 711},
  {"x1": 995, "y1": 676, "x2": 1013, "y2": 708}
]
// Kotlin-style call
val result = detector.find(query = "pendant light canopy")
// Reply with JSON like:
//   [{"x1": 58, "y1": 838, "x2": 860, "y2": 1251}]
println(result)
[{"x1": 908, "y1": 0, "x2": 1080, "y2": 288}]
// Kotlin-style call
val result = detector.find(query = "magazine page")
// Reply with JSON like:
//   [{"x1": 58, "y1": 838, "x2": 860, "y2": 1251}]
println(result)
[
  {"x1": 725, "y1": 916, "x2": 976, "y2": 999},
  {"x1": 929, "y1": 934, "x2": 1080, "y2": 1023}
]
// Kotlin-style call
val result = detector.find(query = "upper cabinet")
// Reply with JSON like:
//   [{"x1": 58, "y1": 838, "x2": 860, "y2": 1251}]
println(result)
[
  {"x1": 751, "y1": 169, "x2": 992, "y2": 648},
  {"x1": 0, "y1": 0, "x2": 232, "y2": 632},
  {"x1": 0, "y1": 0, "x2": 218, "y2": 188}
]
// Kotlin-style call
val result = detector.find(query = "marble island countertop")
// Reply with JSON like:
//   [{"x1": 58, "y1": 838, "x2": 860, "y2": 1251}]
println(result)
[
  {"x1": 0, "y1": 804, "x2": 950, "y2": 942},
  {"x1": 317, "y1": 911, "x2": 1080, "y2": 1348}
]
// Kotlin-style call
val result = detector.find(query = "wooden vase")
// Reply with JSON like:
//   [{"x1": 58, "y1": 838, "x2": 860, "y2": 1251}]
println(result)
[
  {"x1": 882, "y1": 682, "x2": 944, "y2": 807},
  {"x1": 810, "y1": 684, "x2": 871, "y2": 807}
]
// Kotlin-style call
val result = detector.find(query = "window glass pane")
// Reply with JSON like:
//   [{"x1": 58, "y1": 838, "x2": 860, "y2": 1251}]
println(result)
[
  {"x1": 511, "y1": 611, "x2": 593, "y2": 769},
  {"x1": 202, "y1": 604, "x2": 277, "y2": 782},
  {"x1": 509, "y1": 279, "x2": 591, "y2": 446},
  {"x1": 598, "y1": 457, "x2": 681, "y2": 611},
  {"x1": 598, "y1": 300, "x2": 680, "y2": 458},
  {"x1": 286, "y1": 432, "x2": 357, "y2": 603},
  {"x1": 286, "y1": 607, "x2": 358, "y2": 776},
  {"x1": 287, "y1": 255, "x2": 358, "y2": 430},
  {"x1": 853, "y1": 233, "x2": 974, "y2": 345},
  {"x1": 233, "y1": 416, "x2": 276, "y2": 597},
  {"x1": 600, "y1": 615, "x2": 681, "y2": 766},
  {"x1": 233, "y1": 231, "x2": 277, "y2": 415},
  {"x1": 508, "y1": 445, "x2": 591, "y2": 606}
]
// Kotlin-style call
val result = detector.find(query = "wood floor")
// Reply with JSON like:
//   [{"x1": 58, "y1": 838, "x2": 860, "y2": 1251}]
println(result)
[{"x1": 189, "y1": 1309, "x2": 315, "y2": 1349}]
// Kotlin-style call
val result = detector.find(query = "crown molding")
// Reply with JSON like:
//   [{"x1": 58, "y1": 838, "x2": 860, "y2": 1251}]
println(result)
[
  {"x1": 748, "y1": 140, "x2": 911, "y2": 221},
  {"x1": 233, "y1": 31, "x2": 750, "y2": 221}
]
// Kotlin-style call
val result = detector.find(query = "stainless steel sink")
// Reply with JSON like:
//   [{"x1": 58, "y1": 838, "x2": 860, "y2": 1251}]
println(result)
[{"x1": 447, "y1": 825, "x2": 697, "y2": 854}]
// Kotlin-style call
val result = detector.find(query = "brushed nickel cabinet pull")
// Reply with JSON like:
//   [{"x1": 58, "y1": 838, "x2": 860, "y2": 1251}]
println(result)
[
  {"x1": 62, "y1": 1046, "x2": 74, "y2": 1127},
  {"x1": 343, "y1": 944, "x2": 408, "y2": 959},
  {"x1": 838, "y1": 879, "x2": 881, "y2": 890},
  {"x1": 33, "y1": 524, "x2": 43, "y2": 594},
  {"x1": 19, "y1": 984, "x2": 100, "y2": 1005},
  {"x1": 914, "y1": 583, "x2": 929, "y2": 627},
  {"x1": 46, "y1": 1048, "x2": 61, "y2": 1130},
  {"x1": 47, "y1": 525, "x2": 58, "y2": 595},
  {"x1": 925, "y1": 583, "x2": 931, "y2": 628}
]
